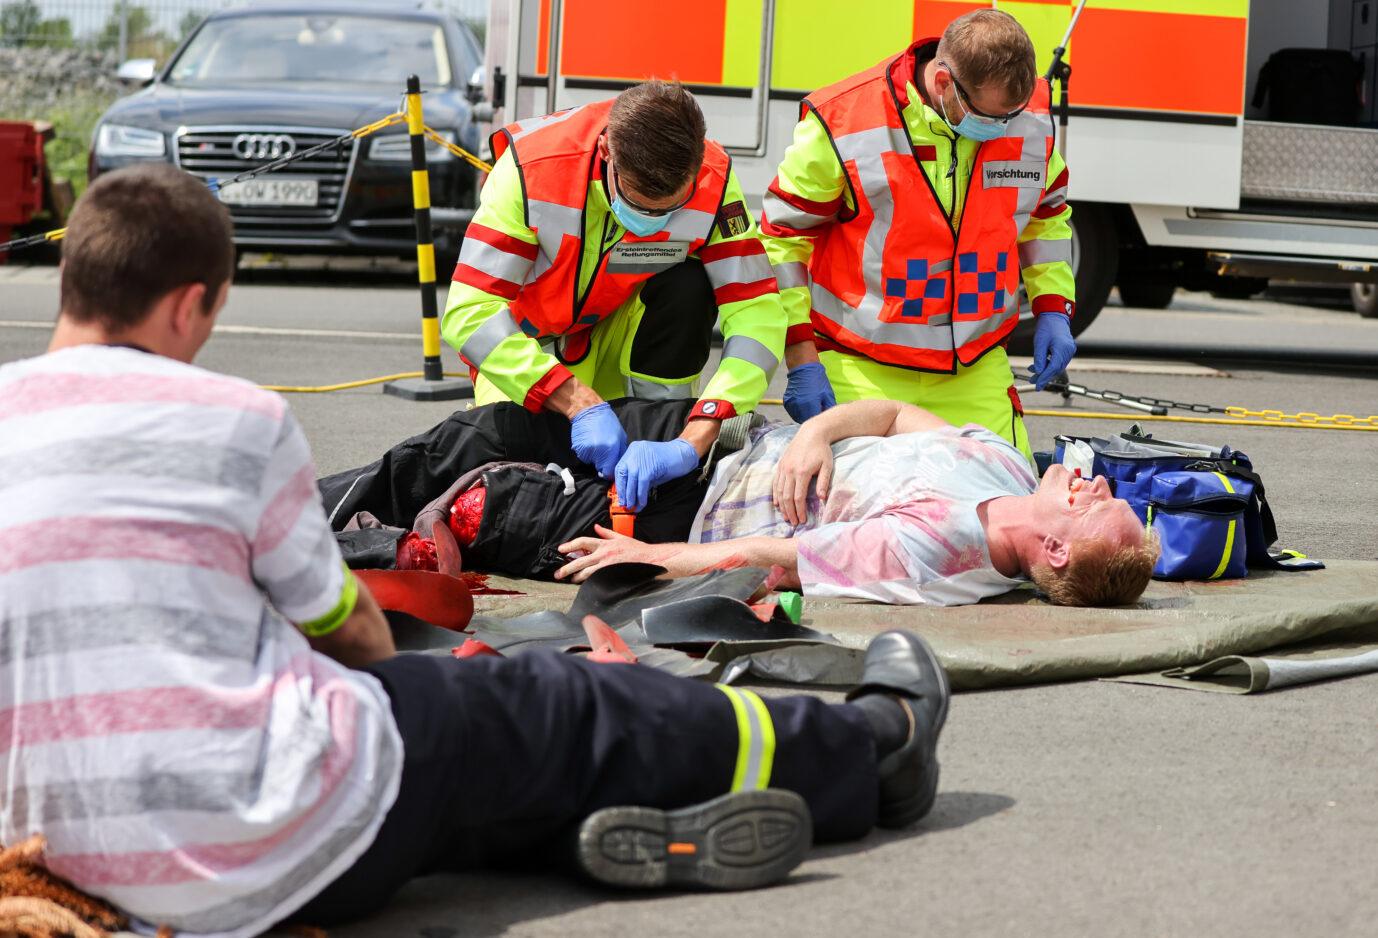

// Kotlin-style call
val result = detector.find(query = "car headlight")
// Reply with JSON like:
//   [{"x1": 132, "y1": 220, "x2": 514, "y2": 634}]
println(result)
[
  {"x1": 368, "y1": 130, "x2": 455, "y2": 162},
  {"x1": 95, "y1": 123, "x2": 166, "y2": 158}
]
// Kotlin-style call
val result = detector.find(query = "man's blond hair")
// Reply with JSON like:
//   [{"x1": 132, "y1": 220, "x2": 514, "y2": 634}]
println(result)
[
  {"x1": 1030, "y1": 529, "x2": 1161, "y2": 607},
  {"x1": 937, "y1": 9, "x2": 1037, "y2": 105}
]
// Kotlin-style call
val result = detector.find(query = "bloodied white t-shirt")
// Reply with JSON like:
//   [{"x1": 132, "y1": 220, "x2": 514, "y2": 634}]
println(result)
[{"x1": 691, "y1": 423, "x2": 1037, "y2": 605}]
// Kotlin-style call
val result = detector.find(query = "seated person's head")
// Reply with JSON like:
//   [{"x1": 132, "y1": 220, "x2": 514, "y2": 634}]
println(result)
[
  {"x1": 1026, "y1": 464, "x2": 1160, "y2": 606},
  {"x1": 60, "y1": 163, "x2": 235, "y2": 344}
]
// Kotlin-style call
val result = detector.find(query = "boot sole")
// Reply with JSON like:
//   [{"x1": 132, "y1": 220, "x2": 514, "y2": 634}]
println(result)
[{"x1": 576, "y1": 789, "x2": 812, "y2": 891}]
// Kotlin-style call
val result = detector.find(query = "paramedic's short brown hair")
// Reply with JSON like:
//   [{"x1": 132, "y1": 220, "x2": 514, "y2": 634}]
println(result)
[
  {"x1": 61, "y1": 163, "x2": 235, "y2": 332},
  {"x1": 937, "y1": 9, "x2": 1037, "y2": 106},
  {"x1": 607, "y1": 79, "x2": 706, "y2": 198},
  {"x1": 1030, "y1": 529, "x2": 1161, "y2": 607}
]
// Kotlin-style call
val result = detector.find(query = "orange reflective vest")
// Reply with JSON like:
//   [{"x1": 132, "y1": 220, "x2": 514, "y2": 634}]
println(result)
[
  {"x1": 489, "y1": 100, "x2": 733, "y2": 338},
  {"x1": 803, "y1": 45, "x2": 1055, "y2": 372}
]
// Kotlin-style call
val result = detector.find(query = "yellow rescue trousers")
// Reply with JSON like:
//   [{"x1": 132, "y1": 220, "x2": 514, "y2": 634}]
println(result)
[{"x1": 820, "y1": 346, "x2": 1034, "y2": 464}]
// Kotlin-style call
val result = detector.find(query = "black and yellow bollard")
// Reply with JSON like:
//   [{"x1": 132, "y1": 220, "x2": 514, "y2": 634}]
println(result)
[{"x1": 384, "y1": 74, "x2": 472, "y2": 402}]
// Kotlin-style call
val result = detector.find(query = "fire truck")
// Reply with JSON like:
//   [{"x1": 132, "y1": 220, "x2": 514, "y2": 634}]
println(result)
[{"x1": 476, "y1": 0, "x2": 1378, "y2": 340}]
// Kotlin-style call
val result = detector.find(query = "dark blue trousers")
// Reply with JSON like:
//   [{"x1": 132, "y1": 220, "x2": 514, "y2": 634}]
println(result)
[{"x1": 293, "y1": 651, "x2": 878, "y2": 925}]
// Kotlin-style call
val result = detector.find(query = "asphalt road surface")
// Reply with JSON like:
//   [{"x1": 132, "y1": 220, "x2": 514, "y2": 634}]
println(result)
[{"x1": 2, "y1": 264, "x2": 1376, "y2": 938}]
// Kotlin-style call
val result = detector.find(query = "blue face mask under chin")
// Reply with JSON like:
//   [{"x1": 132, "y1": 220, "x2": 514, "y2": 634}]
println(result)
[
  {"x1": 611, "y1": 197, "x2": 671, "y2": 237},
  {"x1": 942, "y1": 91, "x2": 1007, "y2": 143}
]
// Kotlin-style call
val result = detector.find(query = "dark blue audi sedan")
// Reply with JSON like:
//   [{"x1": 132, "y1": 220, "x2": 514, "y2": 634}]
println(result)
[{"x1": 89, "y1": 1, "x2": 486, "y2": 264}]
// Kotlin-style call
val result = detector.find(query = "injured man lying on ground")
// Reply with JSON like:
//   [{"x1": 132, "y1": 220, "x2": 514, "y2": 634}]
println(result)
[{"x1": 321, "y1": 398, "x2": 1159, "y2": 607}]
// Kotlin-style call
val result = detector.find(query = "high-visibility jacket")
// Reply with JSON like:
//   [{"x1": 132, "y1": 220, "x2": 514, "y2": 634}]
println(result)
[
  {"x1": 761, "y1": 38, "x2": 1074, "y2": 373},
  {"x1": 442, "y1": 99, "x2": 785, "y2": 417}
]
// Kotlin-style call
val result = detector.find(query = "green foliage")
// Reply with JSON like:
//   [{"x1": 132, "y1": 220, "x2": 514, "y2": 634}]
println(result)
[
  {"x1": 178, "y1": 10, "x2": 206, "y2": 41},
  {"x1": 0, "y1": 0, "x2": 39, "y2": 47},
  {"x1": 0, "y1": 0, "x2": 72, "y2": 48}
]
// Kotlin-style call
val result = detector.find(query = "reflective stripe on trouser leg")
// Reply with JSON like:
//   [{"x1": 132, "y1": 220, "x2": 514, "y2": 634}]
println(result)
[{"x1": 716, "y1": 685, "x2": 777, "y2": 791}]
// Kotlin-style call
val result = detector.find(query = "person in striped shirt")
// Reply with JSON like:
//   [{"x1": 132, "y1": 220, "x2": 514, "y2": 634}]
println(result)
[{"x1": 0, "y1": 163, "x2": 953, "y2": 935}]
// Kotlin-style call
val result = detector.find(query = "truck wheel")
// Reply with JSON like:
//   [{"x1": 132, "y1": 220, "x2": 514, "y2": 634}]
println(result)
[
  {"x1": 1351, "y1": 282, "x2": 1378, "y2": 318},
  {"x1": 1006, "y1": 201, "x2": 1118, "y2": 354},
  {"x1": 1116, "y1": 274, "x2": 1176, "y2": 309}
]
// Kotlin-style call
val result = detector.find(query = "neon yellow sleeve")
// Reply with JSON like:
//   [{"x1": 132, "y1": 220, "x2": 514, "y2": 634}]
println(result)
[{"x1": 695, "y1": 168, "x2": 786, "y2": 412}]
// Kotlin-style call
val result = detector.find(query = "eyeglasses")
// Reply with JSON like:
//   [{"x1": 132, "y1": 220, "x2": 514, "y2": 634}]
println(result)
[
  {"x1": 939, "y1": 61, "x2": 1030, "y2": 125},
  {"x1": 608, "y1": 156, "x2": 696, "y2": 216}
]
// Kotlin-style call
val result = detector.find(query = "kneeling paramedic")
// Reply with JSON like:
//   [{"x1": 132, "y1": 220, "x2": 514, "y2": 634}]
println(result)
[{"x1": 445, "y1": 79, "x2": 787, "y2": 511}]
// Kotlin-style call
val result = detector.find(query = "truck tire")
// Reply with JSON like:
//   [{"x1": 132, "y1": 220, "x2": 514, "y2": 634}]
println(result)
[
  {"x1": 1006, "y1": 201, "x2": 1117, "y2": 354},
  {"x1": 1115, "y1": 274, "x2": 1176, "y2": 309},
  {"x1": 1350, "y1": 282, "x2": 1378, "y2": 318}
]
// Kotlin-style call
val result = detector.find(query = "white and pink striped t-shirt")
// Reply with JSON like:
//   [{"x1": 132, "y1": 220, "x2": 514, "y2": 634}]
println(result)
[
  {"x1": 0, "y1": 346, "x2": 402, "y2": 937},
  {"x1": 693, "y1": 423, "x2": 1036, "y2": 605}
]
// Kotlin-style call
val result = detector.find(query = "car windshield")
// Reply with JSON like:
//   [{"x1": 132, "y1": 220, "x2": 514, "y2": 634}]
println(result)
[{"x1": 166, "y1": 14, "x2": 452, "y2": 88}]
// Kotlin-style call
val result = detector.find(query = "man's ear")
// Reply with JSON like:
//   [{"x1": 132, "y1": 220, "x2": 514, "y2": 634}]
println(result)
[
  {"x1": 168, "y1": 282, "x2": 208, "y2": 338},
  {"x1": 597, "y1": 133, "x2": 610, "y2": 162},
  {"x1": 1041, "y1": 533, "x2": 1070, "y2": 571}
]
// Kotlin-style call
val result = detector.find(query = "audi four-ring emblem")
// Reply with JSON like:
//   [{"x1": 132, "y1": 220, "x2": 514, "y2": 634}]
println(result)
[{"x1": 232, "y1": 133, "x2": 296, "y2": 160}]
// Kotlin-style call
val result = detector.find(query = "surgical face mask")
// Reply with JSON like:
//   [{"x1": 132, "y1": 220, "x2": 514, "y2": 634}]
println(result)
[
  {"x1": 610, "y1": 197, "x2": 671, "y2": 237},
  {"x1": 941, "y1": 87, "x2": 1008, "y2": 142}
]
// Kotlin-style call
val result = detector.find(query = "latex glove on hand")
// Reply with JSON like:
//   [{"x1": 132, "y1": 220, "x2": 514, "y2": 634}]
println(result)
[
  {"x1": 1031, "y1": 312, "x2": 1077, "y2": 390},
  {"x1": 570, "y1": 402, "x2": 628, "y2": 479},
  {"x1": 783, "y1": 362, "x2": 837, "y2": 424},
  {"x1": 613, "y1": 438, "x2": 700, "y2": 512}
]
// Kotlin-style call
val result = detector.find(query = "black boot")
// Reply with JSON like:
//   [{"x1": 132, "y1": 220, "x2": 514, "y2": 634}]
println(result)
[
  {"x1": 575, "y1": 789, "x2": 812, "y2": 890},
  {"x1": 846, "y1": 630, "x2": 951, "y2": 828}
]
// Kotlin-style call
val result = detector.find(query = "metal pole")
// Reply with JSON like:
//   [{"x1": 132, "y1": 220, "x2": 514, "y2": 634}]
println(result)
[
  {"x1": 383, "y1": 74, "x2": 472, "y2": 402},
  {"x1": 1044, "y1": 0, "x2": 1089, "y2": 159},
  {"x1": 118, "y1": 2, "x2": 128, "y2": 62}
]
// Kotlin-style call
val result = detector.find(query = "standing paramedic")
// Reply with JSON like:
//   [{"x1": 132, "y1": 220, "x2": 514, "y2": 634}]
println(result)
[
  {"x1": 0, "y1": 163, "x2": 950, "y2": 936},
  {"x1": 760, "y1": 9, "x2": 1077, "y2": 462},
  {"x1": 444, "y1": 79, "x2": 786, "y2": 511}
]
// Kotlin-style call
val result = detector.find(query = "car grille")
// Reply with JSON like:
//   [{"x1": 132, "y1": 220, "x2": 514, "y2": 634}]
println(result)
[{"x1": 174, "y1": 126, "x2": 357, "y2": 223}]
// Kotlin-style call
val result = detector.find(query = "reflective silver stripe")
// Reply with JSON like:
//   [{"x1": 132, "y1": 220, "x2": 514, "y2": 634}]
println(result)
[
  {"x1": 624, "y1": 375, "x2": 697, "y2": 400},
  {"x1": 833, "y1": 125, "x2": 907, "y2": 199},
  {"x1": 457, "y1": 236, "x2": 535, "y2": 285},
  {"x1": 812, "y1": 281, "x2": 954, "y2": 351},
  {"x1": 773, "y1": 260, "x2": 809, "y2": 290},
  {"x1": 460, "y1": 308, "x2": 525, "y2": 368},
  {"x1": 528, "y1": 199, "x2": 583, "y2": 265},
  {"x1": 663, "y1": 207, "x2": 717, "y2": 242},
  {"x1": 717, "y1": 686, "x2": 776, "y2": 791},
  {"x1": 762, "y1": 190, "x2": 832, "y2": 231},
  {"x1": 953, "y1": 287, "x2": 1019, "y2": 348},
  {"x1": 1018, "y1": 237, "x2": 1072, "y2": 269},
  {"x1": 721, "y1": 334, "x2": 780, "y2": 376},
  {"x1": 1005, "y1": 104, "x2": 1054, "y2": 236},
  {"x1": 507, "y1": 105, "x2": 586, "y2": 143},
  {"x1": 703, "y1": 251, "x2": 774, "y2": 291},
  {"x1": 1041, "y1": 183, "x2": 1069, "y2": 212}
]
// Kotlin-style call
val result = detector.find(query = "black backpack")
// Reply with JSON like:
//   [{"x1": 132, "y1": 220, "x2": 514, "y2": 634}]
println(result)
[{"x1": 1252, "y1": 48, "x2": 1363, "y2": 125}]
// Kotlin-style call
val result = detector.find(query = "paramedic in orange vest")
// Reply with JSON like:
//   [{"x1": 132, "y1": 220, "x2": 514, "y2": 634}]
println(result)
[
  {"x1": 443, "y1": 80, "x2": 786, "y2": 511},
  {"x1": 759, "y1": 9, "x2": 1075, "y2": 462}
]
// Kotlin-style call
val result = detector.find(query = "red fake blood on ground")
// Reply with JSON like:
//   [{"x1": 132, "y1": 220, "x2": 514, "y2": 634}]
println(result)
[{"x1": 458, "y1": 571, "x2": 522, "y2": 596}]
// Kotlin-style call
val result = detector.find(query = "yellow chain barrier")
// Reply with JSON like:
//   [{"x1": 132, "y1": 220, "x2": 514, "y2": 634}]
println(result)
[
  {"x1": 422, "y1": 126, "x2": 493, "y2": 173},
  {"x1": 757, "y1": 400, "x2": 1378, "y2": 431},
  {"x1": 1021, "y1": 408, "x2": 1378, "y2": 431}
]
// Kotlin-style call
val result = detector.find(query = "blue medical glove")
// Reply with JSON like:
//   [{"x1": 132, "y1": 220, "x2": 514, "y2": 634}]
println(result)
[
  {"x1": 570, "y1": 402, "x2": 628, "y2": 479},
  {"x1": 614, "y1": 438, "x2": 700, "y2": 512},
  {"x1": 1031, "y1": 312, "x2": 1077, "y2": 391},
  {"x1": 783, "y1": 362, "x2": 837, "y2": 424}
]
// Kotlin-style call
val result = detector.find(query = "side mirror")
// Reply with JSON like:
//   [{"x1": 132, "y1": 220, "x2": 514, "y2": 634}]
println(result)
[
  {"x1": 116, "y1": 58, "x2": 157, "y2": 85},
  {"x1": 465, "y1": 65, "x2": 486, "y2": 105}
]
